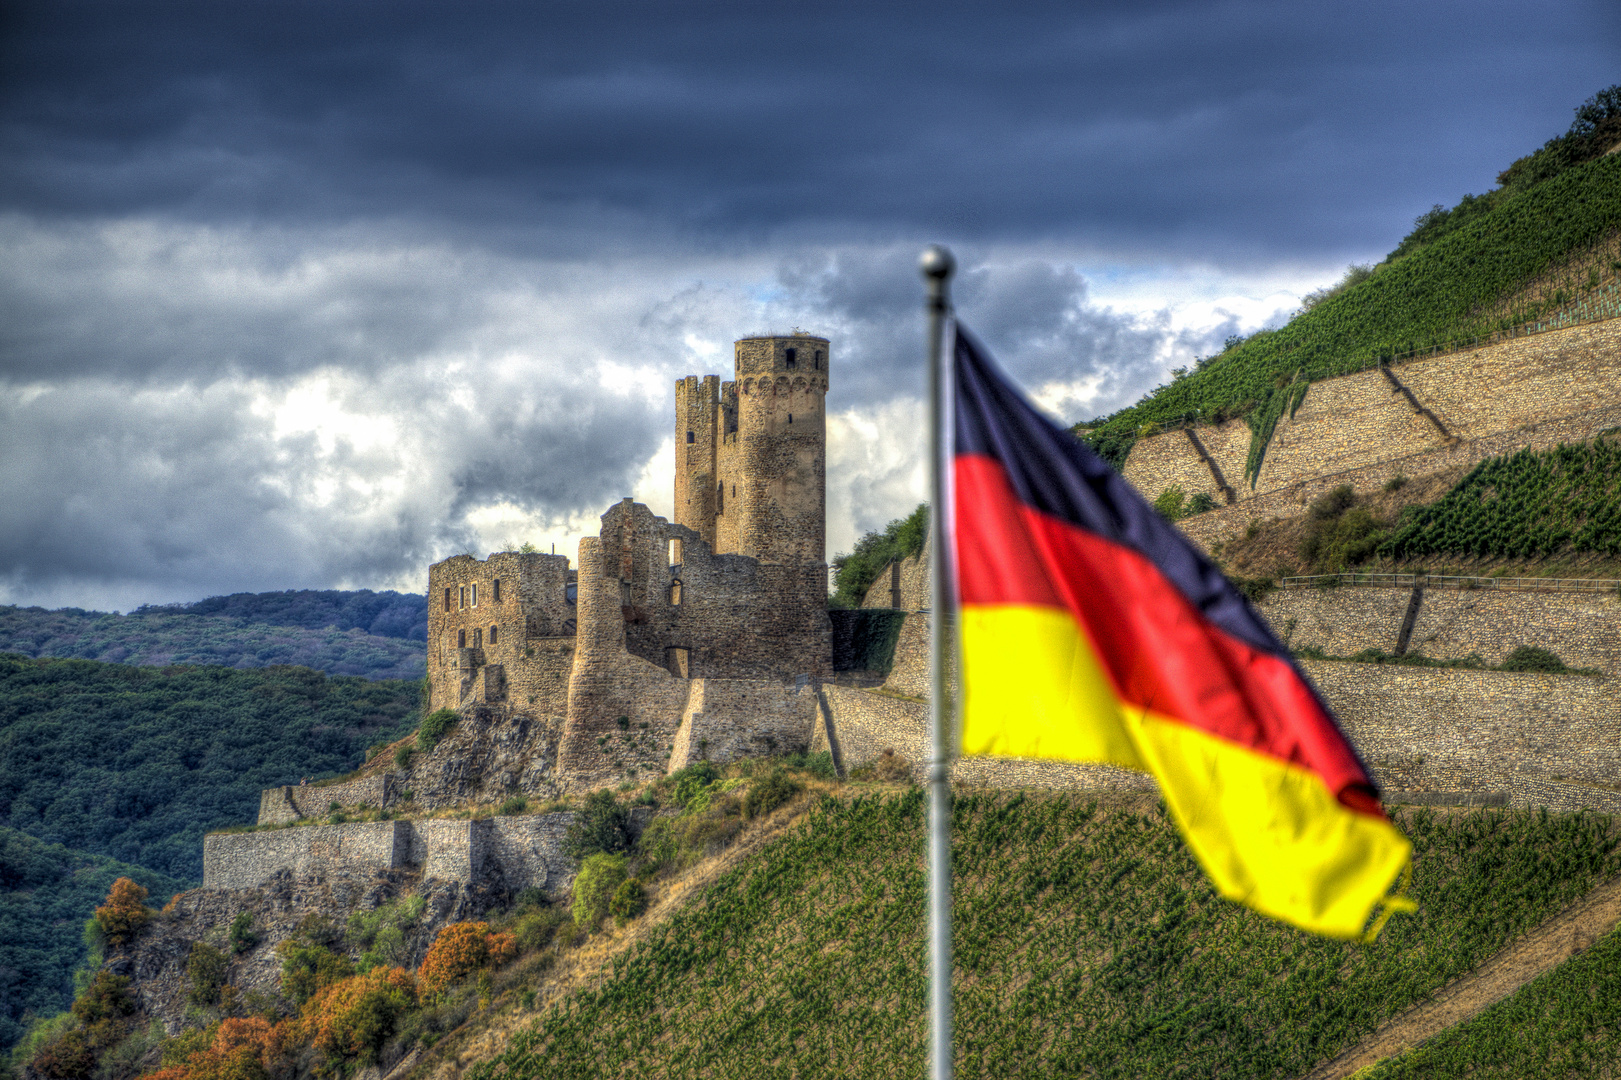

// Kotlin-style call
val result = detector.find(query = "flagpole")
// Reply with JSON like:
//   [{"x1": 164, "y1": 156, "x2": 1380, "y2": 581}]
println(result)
[{"x1": 920, "y1": 243, "x2": 956, "y2": 1080}]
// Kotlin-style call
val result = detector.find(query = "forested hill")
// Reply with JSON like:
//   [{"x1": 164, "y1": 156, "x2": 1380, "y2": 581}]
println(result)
[
  {"x1": 0, "y1": 590, "x2": 429, "y2": 681},
  {"x1": 0, "y1": 655, "x2": 421, "y2": 881},
  {"x1": 1078, "y1": 85, "x2": 1621, "y2": 474},
  {"x1": 0, "y1": 828, "x2": 187, "y2": 1048},
  {"x1": 161, "y1": 589, "x2": 428, "y2": 641}
]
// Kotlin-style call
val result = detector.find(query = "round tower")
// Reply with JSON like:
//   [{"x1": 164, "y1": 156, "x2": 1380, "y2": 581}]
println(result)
[{"x1": 729, "y1": 333, "x2": 829, "y2": 564}]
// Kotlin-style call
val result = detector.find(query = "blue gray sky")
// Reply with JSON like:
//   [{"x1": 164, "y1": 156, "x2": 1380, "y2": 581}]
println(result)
[{"x1": 1, "y1": 0, "x2": 1615, "y2": 610}]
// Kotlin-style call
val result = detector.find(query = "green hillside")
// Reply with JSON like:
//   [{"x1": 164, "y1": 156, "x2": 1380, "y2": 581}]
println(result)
[
  {"x1": 0, "y1": 655, "x2": 421, "y2": 880},
  {"x1": 1078, "y1": 88, "x2": 1621, "y2": 478},
  {"x1": 0, "y1": 827, "x2": 187, "y2": 1048},
  {"x1": 470, "y1": 793, "x2": 1620, "y2": 1080},
  {"x1": 0, "y1": 604, "x2": 426, "y2": 681}
]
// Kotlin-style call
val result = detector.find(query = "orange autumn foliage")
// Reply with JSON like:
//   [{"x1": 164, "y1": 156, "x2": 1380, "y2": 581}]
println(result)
[
  {"x1": 296, "y1": 966, "x2": 416, "y2": 1074},
  {"x1": 94, "y1": 877, "x2": 152, "y2": 948},
  {"x1": 140, "y1": 1018, "x2": 289, "y2": 1080},
  {"x1": 416, "y1": 922, "x2": 517, "y2": 999}
]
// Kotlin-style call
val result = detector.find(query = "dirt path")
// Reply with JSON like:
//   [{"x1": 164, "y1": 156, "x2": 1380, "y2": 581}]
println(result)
[{"x1": 1300, "y1": 872, "x2": 1621, "y2": 1080}]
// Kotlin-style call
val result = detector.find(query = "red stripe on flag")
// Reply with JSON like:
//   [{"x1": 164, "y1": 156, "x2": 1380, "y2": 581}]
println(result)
[{"x1": 955, "y1": 452, "x2": 1382, "y2": 818}]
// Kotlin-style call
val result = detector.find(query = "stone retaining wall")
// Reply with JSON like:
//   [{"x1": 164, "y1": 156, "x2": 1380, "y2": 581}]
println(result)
[
  {"x1": 668, "y1": 677, "x2": 819, "y2": 771},
  {"x1": 1257, "y1": 585, "x2": 1621, "y2": 675},
  {"x1": 258, "y1": 775, "x2": 393, "y2": 826}
]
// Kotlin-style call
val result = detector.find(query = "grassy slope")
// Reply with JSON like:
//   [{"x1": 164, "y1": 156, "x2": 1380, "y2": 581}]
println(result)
[
  {"x1": 0, "y1": 827, "x2": 188, "y2": 1047},
  {"x1": 1080, "y1": 154, "x2": 1621, "y2": 473},
  {"x1": 468, "y1": 794, "x2": 1619, "y2": 1080},
  {"x1": 0, "y1": 605, "x2": 426, "y2": 681},
  {"x1": 1364, "y1": 923, "x2": 1621, "y2": 1079}
]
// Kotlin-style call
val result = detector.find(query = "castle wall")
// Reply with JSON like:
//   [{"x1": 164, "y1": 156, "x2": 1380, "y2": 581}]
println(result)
[
  {"x1": 204, "y1": 814, "x2": 580, "y2": 898},
  {"x1": 858, "y1": 540, "x2": 930, "y2": 613},
  {"x1": 675, "y1": 374, "x2": 723, "y2": 551},
  {"x1": 1258, "y1": 585, "x2": 1621, "y2": 675},
  {"x1": 731, "y1": 335, "x2": 829, "y2": 564},
  {"x1": 1123, "y1": 429, "x2": 1225, "y2": 506},
  {"x1": 204, "y1": 822, "x2": 410, "y2": 891},
  {"x1": 667, "y1": 678, "x2": 819, "y2": 771},
  {"x1": 426, "y1": 551, "x2": 576, "y2": 713},
  {"x1": 258, "y1": 776, "x2": 393, "y2": 826}
]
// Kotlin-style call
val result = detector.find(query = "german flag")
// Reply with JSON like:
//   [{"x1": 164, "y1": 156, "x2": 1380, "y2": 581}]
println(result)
[{"x1": 951, "y1": 324, "x2": 1414, "y2": 941}]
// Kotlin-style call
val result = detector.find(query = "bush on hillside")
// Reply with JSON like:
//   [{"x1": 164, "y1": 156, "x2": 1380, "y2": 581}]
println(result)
[
  {"x1": 564, "y1": 790, "x2": 632, "y2": 859},
  {"x1": 417, "y1": 923, "x2": 515, "y2": 1000},
  {"x1": 1300, "y1": 486, "x2": 1388, "y2": 572},
  {"x1": 742, "y1": 767, "x2": 801, "y2": 820},
  {"x1": 93, "y1": 879, "x2": 151, "y2": 950},
  {"x1": 278, "y1": 933, "x2": 355, "y2": 1007},
  {"x1": 1153, "y1": 486, "x2": 1187, "y2": 521},
  {"x1": 571, "y1": 855, "x2": 628, "y2": 930},
  {"x1": 416, "y1": 708, "x2": 458, "y2": 753},
  {"x1": 609, "y1": 880, "x2": 646, "y2": 927},
  {"x1": 301, "y1": 967, "x2": 417, "y2": 1072},
  {"x1": 1498, "y1": 646, "x2": 1571, "y2": 674},
  {"x1": 186, "y1": 943, "x2": 229, "y2": 1009}
]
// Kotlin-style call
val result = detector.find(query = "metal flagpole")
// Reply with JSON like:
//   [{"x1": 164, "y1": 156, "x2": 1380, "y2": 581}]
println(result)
[{"x1": 920, "y1": 244, "x2": 956, "y2": 1080}]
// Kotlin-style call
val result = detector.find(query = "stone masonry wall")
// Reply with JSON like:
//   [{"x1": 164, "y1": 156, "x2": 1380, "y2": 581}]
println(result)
[
  {"x1": 1302, "y1": 659, "x2": 1621, "y2": 810},
  {"x1": 667, "y1": 677, "x2": 819, "y2": 770},
  {"x1": 1258, "y1": 369, "x2": 1441, "y2": 493},
  {"x1": 258, "y1": 775, "x2": 391, "y2": 826},
  {"x1": 205, "y1": 813, "x2": 579, "y2": 898},
  {"x1": 1257, "y1": 585, "x2": 1621, "y2": 675}
]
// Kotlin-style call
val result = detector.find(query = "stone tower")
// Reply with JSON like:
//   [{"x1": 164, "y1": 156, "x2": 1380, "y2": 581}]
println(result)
[{"x1": 675, "y1": 333, "x2": 829, "y2": 565}]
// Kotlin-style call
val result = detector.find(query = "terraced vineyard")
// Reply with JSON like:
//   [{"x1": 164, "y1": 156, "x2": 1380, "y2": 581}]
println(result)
[
  {"x1": 1383, "y1": 437, "x2": 1621, "y2": 560},
  {"x1": 470, "y1": 794, "x2": 1621, "y2": 1080},
  {"x1": 1078, "y1": 153, "x2": 1621, "y2": 473}
]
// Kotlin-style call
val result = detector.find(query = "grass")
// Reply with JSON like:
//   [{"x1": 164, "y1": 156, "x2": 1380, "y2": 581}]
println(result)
[
  {"x1": 467, "y1": 795, "x2": 1621, "y2": 1080},
  {"x1": 1362, "y1": 922, "x2": 1621, "y2": 1079}
]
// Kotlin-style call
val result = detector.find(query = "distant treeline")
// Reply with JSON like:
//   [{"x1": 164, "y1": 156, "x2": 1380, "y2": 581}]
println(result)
[
  {"x1": 0, "y1": 589, "x2": 431, "y2": 681},
  {"x1": 146, "y1": 588, "x2": 429, "y2": 641},
  {"x1": 0, "y1": 654, "x2": 421, "y2": 881}
]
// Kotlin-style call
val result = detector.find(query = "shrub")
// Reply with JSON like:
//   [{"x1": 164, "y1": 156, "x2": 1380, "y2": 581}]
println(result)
[
  {"x1": 851, "y1": 748, "x2": 913, "y2": 783},
  {"x1": 1153, "y1": 486, "x2": 1187, "y2": 521},
  {"x1": 394, "y1": 744, "x2": 412, "y2": 769},
  {"x1": 277, "y1": 939, "x2": 355, "y2": 1007},
  {"x1": 784, "y1": 750, "x2": 837, "y2": 781},
  {"x1": 1499, "y1": 645, "x2": 1571, "y2": 673},
  {"x1": 1300, "y1": 487, "x2": 1387, "y2": 571},
  {"x1": 609, "y1": 880, "x2": 646, "y2": 927},
  {"x1": 348, "y1": 895, "x2": 425, "y2": 973},
  {"x1": 300, "y1": 967, "x2": 416, "y2": 1074},
  {"x1": 830, "y1": 504, "x2": 928, "y2": 607},
  {"x1": 229, "y1": 911, "x2": 260, "y2": 955},
  {"x1": 511, "y1": 906, "x2": 569, "y2": 952},
  {"x1": 417, "y1": 708, "x2": 458, "y2": 753},
  {"x1": 497, "y1": 796, "x2": 527, "y2": 815},
  {"x1": 1384, "y1": 474, "x2": 1408, "y2": 492},
  {"x1": 1185, "y1": 492, "x2": 1218, "y2": 515},
  {"x1": 30, "y1": 1028, "x2": 95, "y2": 1080},
  {"x1": 668, "y1": 761, "x2": 723, "y2": 809},
  {"x1": 417, "y1": 923, "x2": 516, "y2": 1000},
  {"x1": 187, "y1": 942, "x2": 231, "y2": 1008},
  {"x1": 93, "y1": 878, "x2": 151, "y2": 949},
  {"x1": 570, "y1": 854, "x2": 628, "y2": 930},
  {"x1": 743, "y1": 767, "x2": 801, "y2": 820},
  {"x1": 564, "y1": 789, "x2": 632, "y2": 859}
]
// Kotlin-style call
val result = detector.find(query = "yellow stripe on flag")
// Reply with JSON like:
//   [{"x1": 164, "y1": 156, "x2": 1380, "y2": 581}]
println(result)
[{"x1": 960, "y1": 603, "x2": 1414, "y2": 940}]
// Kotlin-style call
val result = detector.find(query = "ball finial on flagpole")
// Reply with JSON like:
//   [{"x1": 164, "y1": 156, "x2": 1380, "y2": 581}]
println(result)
[{"x1": 919, "y1": 244, "x2": 956, "y2": 282}]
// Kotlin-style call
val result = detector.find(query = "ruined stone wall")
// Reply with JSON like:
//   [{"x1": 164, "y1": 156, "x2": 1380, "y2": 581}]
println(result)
[
  {"x1": 675, "y1": 374, "x2": 724, "y2": 551},
  {"x1": 257, "y1": 776, "x2": 392, "y2": 826},
  {"x1": 204, "y1": 814, "x2": 579, "y2": 897},
  {"x1": 667, "y1": 677, "x2": 819, "y2": 770},
  {"x1": 426, "y1": 551, "x2": 576, "y2": 712},
  {"x1": 1258, "y1": 585, "x2": 1621, "y2": 675},
  {"x1": 204, "y1": 822, "x2": 410, "y2": 891},
  {"x1": 858, "y1": 540, "x2": 930, "y2": 613},
  {"x1": 882, "y1": 613, "x2": 931, "y2": 699}
]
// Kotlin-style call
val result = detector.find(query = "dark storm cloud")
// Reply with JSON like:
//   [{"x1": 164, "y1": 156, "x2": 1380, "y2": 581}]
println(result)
[{"x1": 3, "y1": 0, "x2": 1616, "y2": 258}]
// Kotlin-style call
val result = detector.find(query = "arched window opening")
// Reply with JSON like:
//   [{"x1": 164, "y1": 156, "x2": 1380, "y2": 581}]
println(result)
[
  {"x1": 443, "y1": 588, "x2": 451, "y2": 612},
  {"x1": 686, "y1": 430, "x2": 695, "y2": 443},
  {"x1": 471, "y1": 583, "x2": 478, "y2": 607},
  {"x1": 788, "y1": 413, "x2": 793, "y2": 423},
  {"x1": 492, "y1": 579, "x2": 501, "y2": 602},
  {"x1": 815, "y1": 350, "x2": 823, "y2": 369},
  {"x1": 489, "y1": 625, "x2": 498, "y2": 645},
  {"x1": 459, "y1": 586, "x2": 467, "y2": 609},
  {"x1": 565, "y1": 582, "x2": 578, "y2": 605},
  {"x1": 670, "y1": 580, "x2": 683, "y2": 606},
  {"x1": 785, "y1": 347, "x2": 797, "y2": 368},
  {"x1": 458, "y1": 629, "x2": 467, "y2": 648},
  {"x1": 473, "y1": 628, "x2": 482, "y2": 647},
  {"x1": 717, "y1": 481, "x2": 724, "y2": 513}
]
